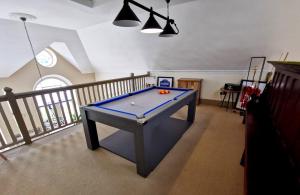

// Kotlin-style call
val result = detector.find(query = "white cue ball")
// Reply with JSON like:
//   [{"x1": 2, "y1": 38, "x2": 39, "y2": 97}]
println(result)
[{"x1": 131, "y1": 102, "x2": 135, "y2": 105}]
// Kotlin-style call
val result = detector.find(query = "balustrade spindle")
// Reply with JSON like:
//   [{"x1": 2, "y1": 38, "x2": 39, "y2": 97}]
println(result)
[
  {"x1": 63, "y1": 91, "x2": 74, "y2": 124},
  {"x1": 76, "y1": 89, "x2": 82, "y2": 106},
  {"x1": 70, "y1": 90, "x2": 80, "y2": 122},
  {"x1": 0, "y1": 102, "x2": 16, "y2": 143},
  {"x1": 95, "y1": 85, "x2": 100, "y2": 101},
  {"x1": 92, "y1": 86, "x2": 97, "y2": 102},
  {"x1": 87, "y1": 87, "x2": 92, "y2": 104},
  {"x1": 41, "y1": 94, "x2": 54, "y2": 130},
  {"x1": 33, "y1": 96, "x2": 46, "y2": 132},
  {"x1": 49, "y1": 93, "x2": 61, "y2": 128},
  {"x1": 22, "y1": 97, "x2": 39, "y2": 135},
  {"x1": 57, "y1": 92, "x2": 67, "y2": 126},
  {"x1": 82, "y1": 88, "x2": 88, "y2": 105},
  {"x1": 105, "y1": 84, "x2": 109, "y2": 98},
  {"x1": 100, "y1": 85, "x2": 105, "y2": 100}
]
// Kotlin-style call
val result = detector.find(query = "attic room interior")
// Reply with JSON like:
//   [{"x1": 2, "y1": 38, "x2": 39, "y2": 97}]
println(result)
[{"x1": 0, "y1": 0, "x2": 300, "y2": 194}]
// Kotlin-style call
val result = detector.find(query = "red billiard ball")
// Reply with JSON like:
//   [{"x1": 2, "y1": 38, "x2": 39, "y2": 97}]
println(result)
[{"x1": 159, "y1": 90, "x2": 165, "y2": 94}]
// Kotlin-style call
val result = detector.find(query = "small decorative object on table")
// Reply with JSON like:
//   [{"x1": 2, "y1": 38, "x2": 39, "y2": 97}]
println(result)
[
  {"x1": 145, "y1": 76, "x2": 157, "y2": 87},
  {"x1": 157, "y1": 77, "x2": 174, "y2": 87}
]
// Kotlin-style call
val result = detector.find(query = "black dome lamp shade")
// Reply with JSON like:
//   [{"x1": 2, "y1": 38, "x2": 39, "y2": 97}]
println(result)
[
  {"x1": 112, "y1": 0, "x2": 179, "y2": 37},
  {"x1": 141, "y1": 7, "x2": 163, "y2": 34},
  {"x1": 113, "y1": 0, "x2": 141, "y2": 27},
  {"x1": 159, "y1": 18, "x2": 178, "y2": 37}
]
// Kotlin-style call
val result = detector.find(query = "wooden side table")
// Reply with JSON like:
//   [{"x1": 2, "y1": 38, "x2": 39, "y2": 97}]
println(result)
[
  {"x1": 220, "y1": 88, "x2": 240, "y2": 111},
  {"x1": 178, "y1": 78, "x2": 202, "y2": 105}
]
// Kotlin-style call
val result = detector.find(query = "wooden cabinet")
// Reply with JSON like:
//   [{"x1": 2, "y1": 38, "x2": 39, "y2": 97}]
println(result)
[
  {"x1": 178, "y1": 78, "x2": 202, "y2": 105},
  {"x1": 243, "y1": 61, "x2": 300, "y2": 195}
]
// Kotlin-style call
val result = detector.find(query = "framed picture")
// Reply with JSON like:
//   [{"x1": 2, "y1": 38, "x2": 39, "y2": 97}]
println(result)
[
  {"x1": 246, "y1": 57, "x2": 266, "y2": 82},
  {"x1": 157, "y1": 77, "x2": 174, "y2": 88},
  {"x1": 235, "y1": 80, "x2": 267, "y2": 110}
]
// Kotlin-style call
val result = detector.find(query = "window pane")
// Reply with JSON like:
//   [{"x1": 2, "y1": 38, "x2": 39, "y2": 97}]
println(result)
[{"x1": 36, "y1": 48, "x2": 57, "y2": 67}]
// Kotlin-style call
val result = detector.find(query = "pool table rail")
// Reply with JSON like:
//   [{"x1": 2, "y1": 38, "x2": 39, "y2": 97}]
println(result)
[{"x1": 85, "y1": 86, "x2": 193, "y2": 123}]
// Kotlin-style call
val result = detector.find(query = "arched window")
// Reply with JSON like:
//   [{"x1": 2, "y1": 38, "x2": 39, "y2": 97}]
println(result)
[
  {"x1": 36, "y1": 48, "x2": 57, "y2": 68},
  {"x1": 33, "y1": 75, "x2": 77, "y2": 129},
  {"x1": 34, "y1": 75, "x2": 70, "y2": 90}
]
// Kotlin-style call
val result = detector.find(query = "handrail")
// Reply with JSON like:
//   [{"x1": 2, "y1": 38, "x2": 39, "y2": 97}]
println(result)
[
  {"x1": 0, "y1": 96, "x2": 8, "y2": 102},
  {"x1": 11, "y1": 73, "x2": 150, "y2": 99},
  {"x1": 0, "y1": 72, "x2": 150, "y2": 152}
]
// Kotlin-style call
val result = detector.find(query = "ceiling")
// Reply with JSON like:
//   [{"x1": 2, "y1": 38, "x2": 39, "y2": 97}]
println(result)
[
  {"x1": 0, "y1": 0, "x2": 194, "y2": 30},
  {"x1": 1, "y1": 0, "x2": 300, "y2": 78}
]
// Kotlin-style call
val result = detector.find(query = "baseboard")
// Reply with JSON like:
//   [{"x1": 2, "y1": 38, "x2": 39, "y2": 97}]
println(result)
[{"x1": 200, "y1": 99, "x2": 220, "y2": 106}]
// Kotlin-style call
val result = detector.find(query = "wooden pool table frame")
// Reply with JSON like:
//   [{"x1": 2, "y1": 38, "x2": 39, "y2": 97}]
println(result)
[{"x1": 80, "y1": 87, "x2": 197, "y2": 177}]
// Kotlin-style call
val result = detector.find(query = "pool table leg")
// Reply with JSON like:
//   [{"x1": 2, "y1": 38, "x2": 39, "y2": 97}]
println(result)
[
  {"x1": 81, "y1": 109, "x2": 100, "y2": 150},
  {"x1": 134, "y1": 126, "x2": 149, "y2": 177},
  {"x1": 187, "y1": 92, "x2": 197, "y2": 123}
]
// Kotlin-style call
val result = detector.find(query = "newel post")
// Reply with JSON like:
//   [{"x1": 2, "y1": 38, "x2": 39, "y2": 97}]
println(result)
[
  {"x1": 4, "y1": 87, "x2": 32, "y2": 144},
  {"x1": 130, "y1": 73, "x2": 136, "y2": 91}
]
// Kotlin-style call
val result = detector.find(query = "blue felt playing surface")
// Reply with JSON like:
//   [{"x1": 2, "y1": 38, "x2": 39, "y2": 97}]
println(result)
[{"x1": 94, "y1": 87, "x2": 190, "y2": 118}]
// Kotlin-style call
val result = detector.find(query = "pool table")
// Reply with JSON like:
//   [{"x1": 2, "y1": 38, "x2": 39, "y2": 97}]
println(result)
[{"x1": 80, "y1": 86, "x2": 197, "y2": 177}]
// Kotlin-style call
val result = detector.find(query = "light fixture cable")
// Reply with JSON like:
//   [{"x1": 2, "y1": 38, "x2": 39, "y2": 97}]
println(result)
[
  {"x1": 166, "y1": 0, "x2": 179, "y2": 34},
  {"x1": 167, "y1": 1, "x2": 169, "y2": 17},
  {"x1": 20, "y1": 17, "x2": 43, "y2": 81}
]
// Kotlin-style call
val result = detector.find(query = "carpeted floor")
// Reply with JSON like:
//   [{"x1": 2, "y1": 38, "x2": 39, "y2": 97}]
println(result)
[{"x1": 0, "y1": 105, "x2": 244, "y2": 195}]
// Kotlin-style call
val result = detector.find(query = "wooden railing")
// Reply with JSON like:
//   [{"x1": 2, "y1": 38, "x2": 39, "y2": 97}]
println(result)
[{"x1": 0, "y1": 72, "x2": 150, "y2": 151}]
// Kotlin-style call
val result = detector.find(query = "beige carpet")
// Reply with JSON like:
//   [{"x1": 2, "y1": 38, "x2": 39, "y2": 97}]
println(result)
[{"x1": 0, "y1": 105, "x2": 244, "y2": 195}]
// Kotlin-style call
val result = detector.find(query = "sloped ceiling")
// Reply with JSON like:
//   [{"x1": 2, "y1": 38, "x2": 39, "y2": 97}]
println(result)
[
  {"x1": 78, "y1": 0, "x2": 300, "y2": 73},
  {"x1": 0, "y1": 18, "x2": 93, "y2": 77},
  {"x1": 1, "y1": 0, "x2": 300, "y2": 77}
]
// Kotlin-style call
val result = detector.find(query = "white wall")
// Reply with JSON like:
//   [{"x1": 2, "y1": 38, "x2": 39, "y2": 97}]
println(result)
[
  {"x1": 95, "y1": 71, "x2": 148, "y2": 81},
  {"x1": 95, "y1": 70, "x2": 271, "y2": 101},
  {"x1": 154, "y1": 70, "x2": 272, "y2": 100},
  {"x1": 151, "y1": 71, "x2": 247, "y2": 101},
  {"x1": 0, "y1": 50, "x2": 95, "y2": 94}
]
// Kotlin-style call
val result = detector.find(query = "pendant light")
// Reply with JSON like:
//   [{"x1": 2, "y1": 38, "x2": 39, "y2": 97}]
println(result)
[
  {"x1": 141, "y1": 7, "x2": 163, "y2": 34},
  {"x1": 159, "y1": 0, "x2": 178, "y2": 37},
  {"x1": 113, "y1": 0, "x2": 179, "y2": 37},
  {"x1": 113, "y1": 0, "x2": 141, "y2": 27},
  {"x1": 10, "y1": 13, "x2": 43, "y2": 80}
]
